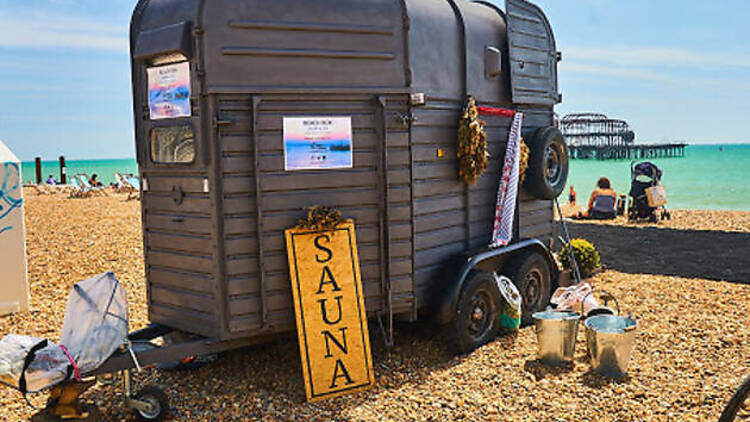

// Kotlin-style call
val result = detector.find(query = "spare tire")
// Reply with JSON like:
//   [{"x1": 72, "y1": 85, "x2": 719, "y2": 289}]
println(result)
[{"x1": 524, "y1": 127, "x2": 569, "y2": 199}]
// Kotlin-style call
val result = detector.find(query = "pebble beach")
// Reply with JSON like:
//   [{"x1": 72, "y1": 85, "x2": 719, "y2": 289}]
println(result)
[{"x1": 0, "y1": 189, "x2": 748, "y2": 421}]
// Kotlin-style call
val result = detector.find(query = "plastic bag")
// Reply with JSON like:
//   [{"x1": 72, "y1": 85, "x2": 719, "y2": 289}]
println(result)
[
  {"x1": 494, "y1": 274, "x2": 521, "y2": 333},
  {"x1": 0, "y1": 272, "x2": 128, "y2": 394},
  {"x1": 550, "y1": 282, "x2": 592, "y2": 312}
]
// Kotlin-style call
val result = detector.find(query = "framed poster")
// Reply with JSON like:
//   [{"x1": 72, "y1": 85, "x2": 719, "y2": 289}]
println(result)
[
  {"x1": 147, "y1": 62, "x2": 191, "y2": 120},
  {"x1": 283, "y1": 117, "x2": 353, "y2": 171}
]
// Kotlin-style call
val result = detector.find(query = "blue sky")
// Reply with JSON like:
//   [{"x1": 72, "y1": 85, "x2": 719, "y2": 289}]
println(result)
[{"x1": 0, "y1": 0, "x2": 748, "y2": 161}]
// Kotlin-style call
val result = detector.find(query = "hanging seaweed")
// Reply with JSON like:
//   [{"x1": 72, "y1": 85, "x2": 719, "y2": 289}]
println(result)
[
  {"x1": 519, "y1": 138, "x2": 530, "y2": 185},
  {"x1": 295, "y1": 205, "x2": 343, "y2": 231},
  {"x1": 457, "y1": 96, "x2": 488, "y2": 184}
]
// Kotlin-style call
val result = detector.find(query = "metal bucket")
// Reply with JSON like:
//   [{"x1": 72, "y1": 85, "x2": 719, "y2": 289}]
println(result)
[
  {"x1": 532, "y1": 310, "x2": 581, "y2": 366},
  {"x1": 584, "y1": 314, "x2": 638, "y2": 377}
]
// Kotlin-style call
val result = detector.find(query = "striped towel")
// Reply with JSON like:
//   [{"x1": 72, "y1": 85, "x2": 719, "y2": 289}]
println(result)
[{"x1": 490, "y1": 112, "x2": 524, "y2": 248}]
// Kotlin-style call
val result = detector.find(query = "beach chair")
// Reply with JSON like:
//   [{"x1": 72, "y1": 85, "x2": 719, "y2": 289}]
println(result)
[
  {"x1": 29, "y1": 184, "x2": 52, "y2": 195},
  {"x1": 123, "y1": 175, "x2": 141, "y2": 200},
  {"x1": 77, "y1": 173, "x2": 109, "y2": 196},
  {"x1": 68, "y1": 177, "x2": 91, "y2": 198}
]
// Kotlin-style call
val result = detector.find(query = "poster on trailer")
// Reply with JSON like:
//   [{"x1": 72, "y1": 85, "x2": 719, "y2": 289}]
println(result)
[
  {"x1": 283, "y1": 117, "x2": 353, "y2": 171},
  {"x1": 147, "y1": 62, "x2": 191, "y2": 120}
]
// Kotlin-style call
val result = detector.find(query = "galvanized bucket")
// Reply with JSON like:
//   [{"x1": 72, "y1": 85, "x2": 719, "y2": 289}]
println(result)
[
  {"x1": 532, "y1": 310, "x2": 581, "y2": 366},
  {"x1": 584, "y1": 314, "x2": 638, "y2": 377}
]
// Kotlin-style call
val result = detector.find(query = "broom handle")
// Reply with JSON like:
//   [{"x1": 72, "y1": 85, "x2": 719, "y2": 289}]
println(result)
[{"x1": 554, "y1": 197, "x2": 582, "y2": 285}]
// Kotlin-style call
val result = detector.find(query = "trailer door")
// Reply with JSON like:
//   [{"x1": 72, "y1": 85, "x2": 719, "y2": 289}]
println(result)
[{"x1": 506, "y1": 0, "x2": 560, "y2": 106}]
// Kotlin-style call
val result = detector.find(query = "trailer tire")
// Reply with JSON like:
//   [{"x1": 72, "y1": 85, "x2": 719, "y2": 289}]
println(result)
[
  {"x1": 134, "y1": 385, "x2": 169, "y2": 421},
  {"x1": 525, "y1": 127, "x2": 569, "y2": 199},
  {"x1": 502, "y1": 251, "x2": 552, "y2": 325},
  {"x1": 447, "y1": 271, "x2": 502, "y2": 355}
]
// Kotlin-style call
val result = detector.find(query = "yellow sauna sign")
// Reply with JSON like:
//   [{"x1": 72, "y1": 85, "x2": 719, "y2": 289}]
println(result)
[{"x1": 285, "y1": 221, "x2": 375, "y2": 402}]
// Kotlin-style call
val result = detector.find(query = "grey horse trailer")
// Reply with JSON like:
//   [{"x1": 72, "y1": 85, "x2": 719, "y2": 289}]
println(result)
[{"x1": 130, "y1": 0, "x2": 569, "y2": 355}]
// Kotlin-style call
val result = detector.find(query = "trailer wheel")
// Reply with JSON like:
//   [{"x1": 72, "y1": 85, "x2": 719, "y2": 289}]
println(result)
[
  {"x1": 525, "y1": 127, "x2": 569, "y2": 199},
  {"x1": 447, "y1": 271, "x2": 502, "y2": 354},
  {"x1": 134, "y1": 386, "x2": 169, "y2": 421},
  {"x1": 502, "y1": 251, "x2": 552, "y2": 325}
]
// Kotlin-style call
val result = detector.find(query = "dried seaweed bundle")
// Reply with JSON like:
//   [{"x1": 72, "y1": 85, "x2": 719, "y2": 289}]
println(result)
[
  {"x1": 519, "y1": 138, "x2": 530, "y2": 185},
  {"x1": 295, "y1": 206, "x2": 343, "y2": 231},
  {"x1": 457, "y1": 96, "x2": 488, "y2": 184}
]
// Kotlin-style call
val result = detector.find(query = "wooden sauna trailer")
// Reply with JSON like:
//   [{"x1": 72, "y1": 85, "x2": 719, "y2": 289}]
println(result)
[{"x1": 130, "y1": 0, "x2": 569, "y2": 353}]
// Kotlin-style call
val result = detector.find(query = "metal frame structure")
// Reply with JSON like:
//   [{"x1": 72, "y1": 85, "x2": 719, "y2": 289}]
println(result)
[{"x1": 560, "y1": 113, "x2": 634, "y2": 147}]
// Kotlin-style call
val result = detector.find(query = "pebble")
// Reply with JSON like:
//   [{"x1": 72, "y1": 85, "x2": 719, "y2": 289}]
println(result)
[{"x1": 0, "y1": 191, "x2": 748, "y2": 421}]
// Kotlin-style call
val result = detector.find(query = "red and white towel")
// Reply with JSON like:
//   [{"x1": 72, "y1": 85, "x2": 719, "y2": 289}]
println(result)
[{"x1": 490, "y1": 112, "x2": 524, "y2": 248}]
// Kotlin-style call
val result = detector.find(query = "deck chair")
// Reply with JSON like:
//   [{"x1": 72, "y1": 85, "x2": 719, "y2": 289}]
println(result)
[
  {"x1": 29, "y1": 184, "x2": 52, "y2": 195},
  {"x1": 77, "y1": 174, "x2": 108, "y2": 196},
  {"x1": 113, "y1": 173, "x2": 128, "y2": 194},
  {"x1": 123, "y1": 175, "x2": 141, "y2": 200},
  {"x1": 68, "y1": 177, "x2": 91, "y2": 198}
]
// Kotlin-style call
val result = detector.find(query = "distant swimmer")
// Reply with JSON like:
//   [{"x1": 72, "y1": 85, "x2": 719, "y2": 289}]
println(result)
[{"x1": 719, "y1": 147, "x2": 723, "y2": 152}]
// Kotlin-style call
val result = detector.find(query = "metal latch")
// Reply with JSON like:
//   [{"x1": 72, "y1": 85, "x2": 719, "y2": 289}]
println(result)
[
  {"x1": 395, "y1": 113, "x2": 416, "y2": 128},
  {"x1": 213, "y1": 115, "x2": 234, "y2": 127}
]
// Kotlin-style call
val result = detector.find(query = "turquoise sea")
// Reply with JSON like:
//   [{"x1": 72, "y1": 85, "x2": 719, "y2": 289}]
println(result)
[
  {"x1": 21, "y1": 158, "x2": 137, "y2": 186},
  {"x1": 19, "y1": 144, "x2": 750, "y2": 211},
  {"x1": 565, "y1": 144, "x2": 750, "y2": 211}
]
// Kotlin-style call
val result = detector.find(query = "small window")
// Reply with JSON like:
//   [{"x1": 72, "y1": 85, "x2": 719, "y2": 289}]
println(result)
[{"x1": 150, "y1": 125, "x2": 195, "y2": 163}]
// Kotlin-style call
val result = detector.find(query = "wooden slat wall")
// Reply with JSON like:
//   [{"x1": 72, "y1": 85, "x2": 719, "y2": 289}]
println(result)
[
  {"x1": 143, "y1": 170, "x2": 221, "y2": 338},
  {"x1": 411, "y1": 99, "x2": 553, "y2": 304},
  {"x1": 218, "y1": 94, "x2": 414, "y2": 337}
]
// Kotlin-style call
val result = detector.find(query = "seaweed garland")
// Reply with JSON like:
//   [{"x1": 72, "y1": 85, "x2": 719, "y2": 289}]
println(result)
[
  {"x1": 457, "y1": 96, "x2": 489, "y2": 184},
  {"x1": 519, "y1": 138, "x2": 529, "y2": 185},
  {"x1": 295, "y1": 206, "x2": 343, "y2": 232}
]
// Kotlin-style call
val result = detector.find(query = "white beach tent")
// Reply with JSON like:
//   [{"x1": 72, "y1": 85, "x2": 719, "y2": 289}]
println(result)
[{"x1": 0, "y1": 140, "x2": 29, "y2": 315}]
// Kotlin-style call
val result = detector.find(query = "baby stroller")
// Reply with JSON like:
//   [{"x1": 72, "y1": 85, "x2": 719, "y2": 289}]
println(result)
[{"x1": 627, "y1": 161, "x2": 670, "y2": 222}]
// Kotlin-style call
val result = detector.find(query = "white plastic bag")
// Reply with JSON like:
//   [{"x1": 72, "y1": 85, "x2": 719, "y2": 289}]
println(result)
[
  {"x1": 0, "y1": 272, "x2": 128, "y2": 393},
  {"x1": 550, "y1": 282, "x2": 592, "y2": 312}
]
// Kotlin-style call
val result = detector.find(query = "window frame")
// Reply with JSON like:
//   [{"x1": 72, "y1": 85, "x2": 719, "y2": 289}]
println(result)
[{"x1": 148, "y1": 120, "x2": 197, "y2": 166}]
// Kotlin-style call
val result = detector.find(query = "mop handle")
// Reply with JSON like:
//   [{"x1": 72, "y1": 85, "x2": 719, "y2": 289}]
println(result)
[{"x1": 554, "y1": 197, "x2": 582, "y2": 284}]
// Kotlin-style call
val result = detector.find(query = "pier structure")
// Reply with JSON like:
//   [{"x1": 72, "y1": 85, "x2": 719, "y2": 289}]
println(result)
[
  {"x1": 568, "y1": 143, "x2": 687, "y2": 160},
  {"x1": 560, "y1": 112, "x2": 686, "y2": 160}
]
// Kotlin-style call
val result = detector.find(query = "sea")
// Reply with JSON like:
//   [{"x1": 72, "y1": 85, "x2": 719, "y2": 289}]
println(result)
[{"x1": 19, "y1": 144, "x2": 750, "y2": 211}]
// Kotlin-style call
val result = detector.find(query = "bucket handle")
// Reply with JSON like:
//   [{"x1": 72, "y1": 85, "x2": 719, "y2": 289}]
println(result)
[{"x1": 581, "y1": 289, "x2": 620, "y2": 316}]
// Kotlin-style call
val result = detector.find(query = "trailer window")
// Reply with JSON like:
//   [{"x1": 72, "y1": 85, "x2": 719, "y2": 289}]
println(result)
[{"x1": 150, "y1": 125, "x2": 195, "y2": 163}]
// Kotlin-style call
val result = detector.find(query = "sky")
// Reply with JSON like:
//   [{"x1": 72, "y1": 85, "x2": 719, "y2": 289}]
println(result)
[{"x1": 0, "y1": 1, "x2": 748, "y2": 161}]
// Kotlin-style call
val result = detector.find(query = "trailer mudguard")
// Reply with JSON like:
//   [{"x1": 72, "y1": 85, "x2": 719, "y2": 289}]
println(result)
[{"x1": 434, "y1": 238, "x2": 558, "y2": 325}]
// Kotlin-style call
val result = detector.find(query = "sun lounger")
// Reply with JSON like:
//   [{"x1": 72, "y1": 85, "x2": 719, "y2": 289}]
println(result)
[
  {"x1": 77, "y1": 174, "x2": 109, "y2": 196},
  {"x1": 68, "y1": 177, "x2": 91, "y2": 198},
  {"x1": 123, "y1": 175, "x2": 141, "y2": 200}
]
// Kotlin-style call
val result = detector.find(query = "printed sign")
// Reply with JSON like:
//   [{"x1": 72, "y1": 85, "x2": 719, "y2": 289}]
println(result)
[
  {"x1": 283, "y1": 117, "x2": 353, "y2": 170},
  {"x1": 285, "y1": 221, "x2": 374, "y2": 402},
  {"x1": 147, "y1": 62, "x2": 191, "y2": 120}
]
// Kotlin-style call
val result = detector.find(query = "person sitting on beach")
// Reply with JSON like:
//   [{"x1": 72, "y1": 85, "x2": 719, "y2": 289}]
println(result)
[
  {"x1": 577, "y1": 177, "x2": 617, "y2": 220},
  {"x1": 89, "y1": 174, "x2": 103, "y2": 187},
  {"x1": 45, "y1": 175, "x2": 57, "y2": 185}
]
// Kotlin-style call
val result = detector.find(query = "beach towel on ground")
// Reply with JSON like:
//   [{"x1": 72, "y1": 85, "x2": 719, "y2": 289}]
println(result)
[
  {"x1": 0, "y1": 272, "x2": 128, "y2": 395},
  {"x1": 490, "y1": 112, "x2": 524, "y2": 248}
]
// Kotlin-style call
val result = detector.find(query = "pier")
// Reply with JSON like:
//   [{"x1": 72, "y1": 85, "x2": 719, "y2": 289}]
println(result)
[
  {"x1": 569, "y1": 143, "x2": 687, "y2": 160},
  {"x1": 560, "y1": 112, "x2": 687, "y2": 160}
]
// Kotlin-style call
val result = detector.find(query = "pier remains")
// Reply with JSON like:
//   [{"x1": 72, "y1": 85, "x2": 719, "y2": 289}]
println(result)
[{"x1": 560, "y1": 113, "x2": 685, "y2": 160}]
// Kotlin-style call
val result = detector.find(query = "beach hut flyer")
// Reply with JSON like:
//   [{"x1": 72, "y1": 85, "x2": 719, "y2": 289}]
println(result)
[
  {"x1": 147, "y1": 62, "x2": 191, "y2": 120},
  {"x1": 283, "y1": 117, "x2": 353, "y2": 171}
]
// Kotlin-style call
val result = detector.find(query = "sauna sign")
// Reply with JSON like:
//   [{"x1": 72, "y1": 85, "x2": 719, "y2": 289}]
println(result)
[
  {"x1": 285, "y1": 221, "x2": 374, "y2": 401},
  {"x1": 283, "y1": 116, "x2": 353, "y2": 171}
]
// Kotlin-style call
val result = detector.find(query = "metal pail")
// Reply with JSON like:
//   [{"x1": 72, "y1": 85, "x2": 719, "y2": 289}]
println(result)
[
  {"x1": 584, "y1": 314, "x2": 637, "y2": 377},
  {"x1": 533, "y1": 310, "x2": 581, "y2": 365}
]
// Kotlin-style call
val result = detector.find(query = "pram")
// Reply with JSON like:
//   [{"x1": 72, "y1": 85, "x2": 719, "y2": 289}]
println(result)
[{"x1": 627, "y1": 161, "x2": 670, "y2": 222}]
